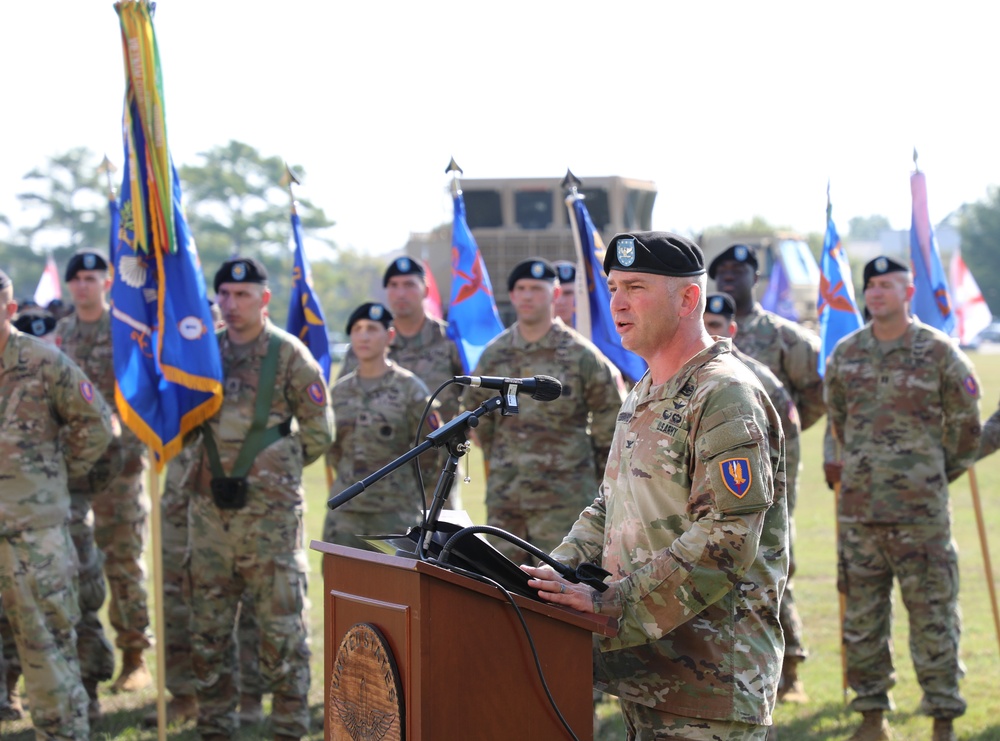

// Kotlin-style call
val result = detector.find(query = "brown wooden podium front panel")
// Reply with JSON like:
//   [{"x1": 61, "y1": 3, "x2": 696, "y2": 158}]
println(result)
[{"x1": 318, "y1": 543, "x2": 598, "y2": 740}]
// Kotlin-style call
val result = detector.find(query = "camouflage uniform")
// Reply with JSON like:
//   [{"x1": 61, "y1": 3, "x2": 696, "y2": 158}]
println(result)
[
  {"x1": 1, "y1": 327, "x2": 115, "y2": 739},
  {"x1": 979, "y1": 396, "x2": 999, "y2": 460},
  {"x1": 825, "y1": 320, "x2": 981, "y2": 719},
  {"x1": 324, "y1": 362, "x2": 430, "y2": 546},
  {"x1": 56, "y1": 311, "x2": 152, "y2": 653},
  {"x1": 733, "y1": 347, "x2": 804, "y2": 660},
  {"x1": 463, "y1": 320, "x2": 625, "y2": 558},
  {"x1": 189, "y1": 321, "x2": 333, "y2": 738},
  {"x1": 552, "y1": 339, "x2": 787, "y2": 734}
]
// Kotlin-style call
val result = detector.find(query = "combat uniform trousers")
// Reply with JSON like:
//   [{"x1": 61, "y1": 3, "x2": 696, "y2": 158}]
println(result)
[
  {"x1": 620, "y1": 702, "x2": 768, "y2": 741},
  {"x1": 189, "y1": 494, "x2": 311, "y2": 738},
  {"x1": 839, "y1": 522, "x2": 966, "y2": 719},
  {"x1": 0, "y1": 524, "x2": 89, "y2": 740},
  {"x1": 68, "y1": 492, "x2": 116, "y2": 686},
  {"x1": 92, "y1": 455, "x2": 152, "y2": 651}
]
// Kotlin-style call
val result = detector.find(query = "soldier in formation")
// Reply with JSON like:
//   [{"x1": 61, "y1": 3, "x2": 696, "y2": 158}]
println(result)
[
  {"x1": 523, "y1": 232, "x2": 788, "y2": 740},
  {"x1": 825, "y1": 256, "x2": 981, "y2": 741}
]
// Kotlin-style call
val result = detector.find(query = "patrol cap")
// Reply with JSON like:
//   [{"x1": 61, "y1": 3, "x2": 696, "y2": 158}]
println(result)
[
  {"x1": 64, "y1": 249, "x2": 109, "y2": 282},
  {"x1": 507, "y1": 258, "x2": 557, "y2": 292},
  {"x1": 0, "y1": 269, "x2": 11, "y2": 293},
  {"x1": 705, "y1": 292, "x2": 736, "y2": 318},
  {"x1": 707, "y1": 243, "x2": 759, "y2": 279},
  {"x1": 553, "y1": 260, "x2": 576, "y2": 284},
  {"x1": 604, "y1": 231, "x2": 705, "y2": 277},
  {"x1": 13, "y1": 311, "x2": 56, "y2": 337},
  {"x1": 863, "y1": 255, "x2": 909, "y2": 289},
  {"x1": 346, "y1": 302, "x2": 393, "y2": 334},
  {"x1": 213, "y1": 256, "x2": 268, "y2": 293},
  {"x1": 382, "y1": 255, "x2": 426, "y2": 287}
]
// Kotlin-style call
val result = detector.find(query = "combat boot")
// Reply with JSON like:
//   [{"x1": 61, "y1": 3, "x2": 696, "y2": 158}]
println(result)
[
  {"x1": 141, "y1": 694, "x2": 198, "y2": 727},
  {"x1": 776, "y1": 656, "x2": 809, "y2": 704},
  {"x1": 0, "y1": 668, "x2": 23, "y2": 721},
  {"x1": 847, "y1": 710, "x2": 893, "y2": 741},
  {"x1": 932, "y1": 718, "x2": 956, "y2": 741},
  {"x1": 110, "y1": 649, "x2": 151, "y2": 693},
  {"x1": 83, "y1": 678, "x2": 101, "y2": 723},
  {"x1": 239, "y1": 692, "x2": 264, "y2": 724}
]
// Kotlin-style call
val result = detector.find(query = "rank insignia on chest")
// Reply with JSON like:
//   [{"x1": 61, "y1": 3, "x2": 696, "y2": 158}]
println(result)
[{"x1": 720, "y1": 457, "x2": 752, "y2": 498}]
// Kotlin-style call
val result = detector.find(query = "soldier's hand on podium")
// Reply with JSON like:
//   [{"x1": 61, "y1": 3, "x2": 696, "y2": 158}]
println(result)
[{"x1": 521, "y1": 564, "x2": 622, "y2": 618}]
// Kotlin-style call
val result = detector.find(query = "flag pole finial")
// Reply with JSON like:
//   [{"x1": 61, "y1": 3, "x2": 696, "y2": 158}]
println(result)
[
  {"x1": 561, "y1": 168, "x2": 582, "y2": 196},
  {"x1": 913, "y1": 147, "x2": 920, "y2": 172},
  {"x1": 826, "y1": 179, "x2": 832, "y2": 222},
  {"x1": 281, "y1": 163, "x2": 302, "y2": 213},
  {"x1": 446, "y1": 157, "x2": 463, "y2": 196},
  {"x1": 97, "y1": 154, "x2": 118, "y2": 202}
]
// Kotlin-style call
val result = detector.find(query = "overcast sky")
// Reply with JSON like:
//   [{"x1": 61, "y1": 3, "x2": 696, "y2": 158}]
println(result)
[{"x1": 2, "y1": 1, "x2": 997, "y2": 255}]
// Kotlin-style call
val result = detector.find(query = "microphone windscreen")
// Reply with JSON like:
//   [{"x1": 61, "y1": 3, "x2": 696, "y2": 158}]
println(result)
[{"x1": 531, "y1": 375, "x2": 563, "y2": 402}]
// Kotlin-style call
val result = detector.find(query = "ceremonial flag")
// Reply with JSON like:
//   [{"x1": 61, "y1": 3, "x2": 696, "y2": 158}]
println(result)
[
  {"x1": 108, "y1": 192, "x2": 120, "y2": 265},
  {"x1": 950, "y1": 248, "x2": 992, "y2": 346},
  {"x1": 909, "y1": 169, "x2": 955, "y2": 334},
  {"x1": 760, "y1": 257, "x2": 799, "y2": 322},
  {"x1": 112, "y1": 1, "x2": 223, "y2": 469},
  {"x1": 286, "y1": 208, "x2": 331, "y2": 382},
  {"x1": 422, "y1": 258, "x2": 443, "y2": 320},
  {"x1": 564, "y1": 192, "x2": 646, "y2": 383},
  {"x1": 33, "y1": 254, "x2": 62, "y2": 307},
  {"x1": 817, "y1": 199, "x2": 864, "y2": 376},
  {"x1": 446, "y1": 190, "x2": 503, "y2": 373}
]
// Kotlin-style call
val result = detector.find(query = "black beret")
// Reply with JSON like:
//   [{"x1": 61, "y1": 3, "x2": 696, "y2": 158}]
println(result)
[
  {"x1": 507, "y1": 258, "x2": 557, "y2": 292},
  {"x1": 214, "y1": 257, "x2": 268, "y2": 293},
  {"x1": 553, "y1": 260, "x2": 576, "y2": 284},
  {"x1": 64, "y1": 249, "x2": 109, "y2": 282},
  {"x1": 0, "y1": 269, "x2": 12, "y2": 292},
  {"x1": 863, "y1": 256, "x2": 909, "y2": 289},
  {"x1": 382, "y1": 256, "x2": 425, "y2": 287},
  {"x1": 346, "y1": 302, "x2": 393, "y2": 335},
  {"x1": 14, "y1": 311, "x2": 56, "y2": 337},
  {"x1": 707, "y1": 244, "x2": 759, "y2": 280},
  {"x1": 705, "y1": 292, "x2": 736, "y2": 318},
  {"x1": 604, "y1": 231, "x2": 705, "y2": 278}
]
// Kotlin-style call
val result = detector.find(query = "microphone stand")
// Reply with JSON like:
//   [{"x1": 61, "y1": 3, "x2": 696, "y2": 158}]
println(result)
[{"x1": 327, "y1": 393, "x2": 513, "y2": 559}]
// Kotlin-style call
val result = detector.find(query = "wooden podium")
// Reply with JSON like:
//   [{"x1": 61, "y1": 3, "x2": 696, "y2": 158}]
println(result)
[{"x1": 311, "y1": 540, "x2": 617, "y2": 740}]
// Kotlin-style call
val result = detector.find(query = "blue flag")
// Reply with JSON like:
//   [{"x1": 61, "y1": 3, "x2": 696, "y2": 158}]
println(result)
[
  {"x1": 565, "y1": 193, "x2": 646, "y2": 383},
  {"x1": 909, "y1": 170, "x2": 955, "y2": 334},
  {"x1": 760, "y1": 257, "x2": 799, "y2": 322},
  {"x1": 446, "y1": 190, "x2": 503, "y2": 373},
  {"x1": 112, "y1": 1, "x2": 223, "y2": 469},
  {"x1": 817, "y1": 203, "x2": 863, "y2": 376},
  {"x1": 108, "y1": 195, "x2": 120, "y2": 265},
  {"x1": 286, "y1": 209, "x2": 331, "y2": 382}
]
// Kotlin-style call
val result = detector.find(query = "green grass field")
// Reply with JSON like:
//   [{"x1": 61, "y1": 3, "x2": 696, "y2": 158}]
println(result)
[{"x1": 2, "y1": 352, "x2": 998, "y2": 739}]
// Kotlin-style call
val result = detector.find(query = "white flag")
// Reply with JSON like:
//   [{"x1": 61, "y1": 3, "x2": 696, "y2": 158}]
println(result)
[
  {"x1": 33, "y1": 255, "x2": 62, "y2": 307},
  {"x1": 949, "y1": 249, "x2": 992, "y2": 345}
]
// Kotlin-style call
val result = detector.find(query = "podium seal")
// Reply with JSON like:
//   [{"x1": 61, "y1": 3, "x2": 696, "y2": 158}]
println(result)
[{"x1": 329, "y1": 623, "x2": 404, "y2": 741}]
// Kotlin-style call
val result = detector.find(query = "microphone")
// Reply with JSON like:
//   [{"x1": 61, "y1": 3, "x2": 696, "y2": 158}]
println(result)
[{"x1": 454, "y1": 374, "x2": 563, "y2": 402}]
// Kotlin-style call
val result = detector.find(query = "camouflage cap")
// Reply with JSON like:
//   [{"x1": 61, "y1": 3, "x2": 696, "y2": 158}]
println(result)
[
  {"x1": 382, "y1": 256, "x2": 426, "y2": 287},
  {"x1": 346, "y1": 302, "x2": 393, "y2": 334},
  {"x1": 604, "y1": 231, "x2": 705, "y2": 277},
  {"x1": 214, "y1": 256, "x2": 268, "y2": 293},
  {"x1": 64, "y1": 249, "x2": 110, "y2": 281},
  {"x1": 507, "y1": 258, "x2": 557, "y2": 292},
  {"x1": 863, "y1": 255, "x2": 909, "y2": 289},
  {"x1": 707, "y1": 243, "x2": 759, "y2": 279},
  {"x1": 553, "y1": 260, "x2": 576, "y2": 284},
  {"x1": 705, "y1": 292, "x2": 736, "y2": 318}
]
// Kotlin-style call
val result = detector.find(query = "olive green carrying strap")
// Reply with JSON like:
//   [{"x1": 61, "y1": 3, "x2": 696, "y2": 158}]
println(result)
[{"x1": 202, "y1": 332, "x2": 290, "y2": 479}]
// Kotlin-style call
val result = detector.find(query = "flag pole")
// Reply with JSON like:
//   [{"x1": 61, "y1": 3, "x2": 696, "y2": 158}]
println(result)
[
  {"x1": 968, "y1": 465, "x2": 1000, "y2": 655},
  {"x1": 97, "y1": 153, "x2": 117, "y2": 202},
  {"x1": 148, "y1": 455, "x2": 167, "y2": 741}
]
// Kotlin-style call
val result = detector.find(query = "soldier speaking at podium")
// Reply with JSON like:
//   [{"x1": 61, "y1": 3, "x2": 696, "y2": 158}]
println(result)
[{"x1": 524, "y1": 233, "x2": 788, "y2": 741}]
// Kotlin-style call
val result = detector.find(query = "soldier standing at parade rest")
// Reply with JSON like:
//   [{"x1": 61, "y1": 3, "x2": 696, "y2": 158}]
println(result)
[
  {"x1": 55, "y1": 248, "x2": 153, "y2": 696},
  {"x1": 523, "y1": 233, "x2": 788, "y2": 740},
  {"x1": 710, "y1": 243, "x2": 820, "y2": 696},
  {"x1": 825, "y1": 256, "x2": 981, "y2": 741},
  {"x1": 324, "y1": 302, "x2": 434, "y2": 545},
  {"x1": 0, "y1": 268, "x2": 114, "y2": 739},
  {"x1": 189, "y1": 257, "x2": 333, "y2": 741},
  {"x1": 552, "y1": 260, "x2": 577, "y2": 326},
  {"x1": 464, "y1": 258, "x2": 625, "y2": 559}
]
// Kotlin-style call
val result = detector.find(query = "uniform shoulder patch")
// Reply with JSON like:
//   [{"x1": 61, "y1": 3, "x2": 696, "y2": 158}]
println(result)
[
  {"x1": 720, "y1": 457, "x2": 752, "y2": 498},
  {"x1": 79, "y1": 380, "x2": 95, "y2": 403},
  {"x1": 307, "y1": 381, "x2": 327, "y2": 405},
  {"x1": 963, "y1": 375, "x2": 978, "y2": 396}
]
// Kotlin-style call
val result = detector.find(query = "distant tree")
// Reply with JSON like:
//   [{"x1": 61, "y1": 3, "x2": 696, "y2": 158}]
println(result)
[
  {"x1": 847, "y1": 214, "x2": 891, "y2": 241},
  {"x1": 958, "y1": 187, "x2": 1000, "y2": 314}
]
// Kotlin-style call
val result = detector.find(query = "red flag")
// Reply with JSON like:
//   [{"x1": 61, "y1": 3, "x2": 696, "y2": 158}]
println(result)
[
  {"x1": 949, "y1": 249, "x2": 992, "y2": 346},
  {"x1": 33, "y1": 255, "x2": 62, "y2": 307},
  {"x1": 422, "y1": 258, "x2": 443, "y2": 320}
]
